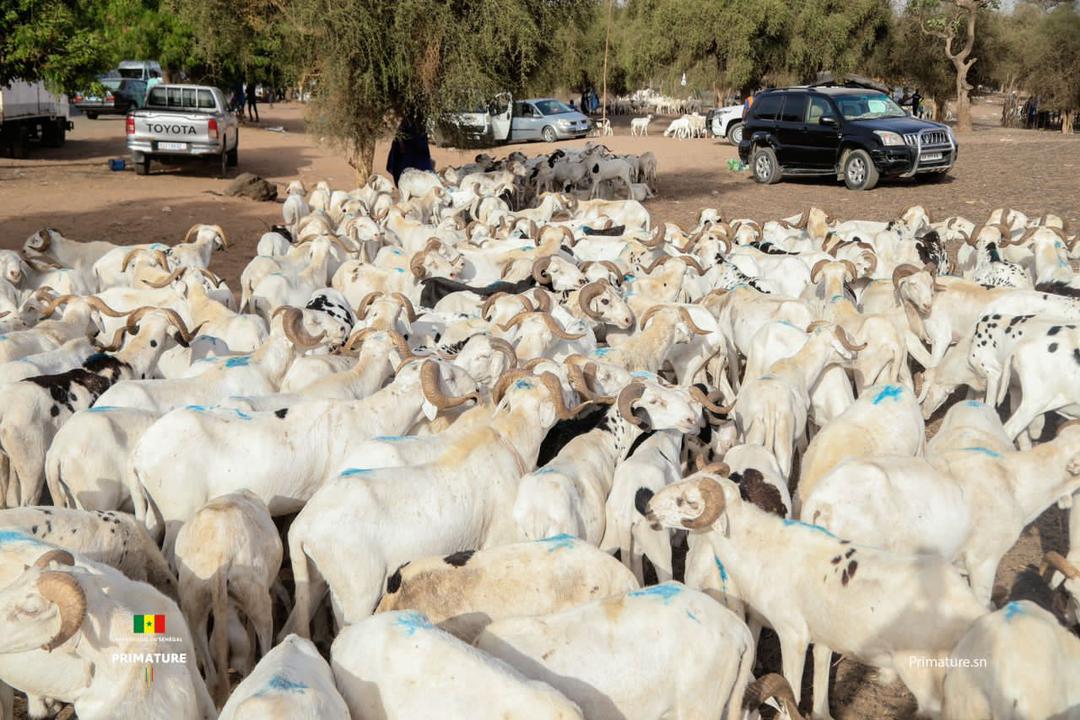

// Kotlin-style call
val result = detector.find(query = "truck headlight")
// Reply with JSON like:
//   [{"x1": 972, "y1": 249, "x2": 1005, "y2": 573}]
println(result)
[{"x1": 874, "y1": 131, "x2": 904, "y2": 146}]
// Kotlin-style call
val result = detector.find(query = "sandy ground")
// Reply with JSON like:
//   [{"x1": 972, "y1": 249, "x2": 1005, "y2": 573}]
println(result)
[{"x1": 2, "y1": 96, "x2": 1078, "y2": 719}]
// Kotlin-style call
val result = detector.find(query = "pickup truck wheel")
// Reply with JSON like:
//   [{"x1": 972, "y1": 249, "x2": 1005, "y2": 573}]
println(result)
[
  {"x1": 227, "y1": 142, "x2": 238, "y2": 167},
  {"x1": 85, "y1": 112, "x2": 98, "y2": 120},
  {"x1": 843, "y1": 149, "x2": 879, "y2": 191},
  {"x1": 750, "y1": 146, "x2": 781, "y2": 184},
  {"x1": 216, "y1": 149, "x2": 228, "y2": 178},
  {"x1": 134, "y1": 154, "x2": 150, "y2": 175},
  {"x1": 726, "y1": 122, "x2": 743, "y2": 145}
]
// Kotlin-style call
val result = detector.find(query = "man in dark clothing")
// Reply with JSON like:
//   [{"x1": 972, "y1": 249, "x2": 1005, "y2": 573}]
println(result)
[
  {"x1": 245, "y1": 81, "x2": 259, "y2": 123},
  {"x1": 386, "y1": 114, "x2": 434, "y2": 185},
  {"x1": 911, "y1": 89, "x2": 922, "y2": 118}
]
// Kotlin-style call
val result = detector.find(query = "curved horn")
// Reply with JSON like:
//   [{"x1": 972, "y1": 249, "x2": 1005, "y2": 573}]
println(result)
[
  {"x1": 810, "y1": 259, "x2": 830, "y2": 283},
  {"x1": 37, "y1": 571, "x2": 87, "y2": 652},
  {"x1": 409, "y1": 251, "x2": 429, "y2": 279},
  {"x1": 530, "y1": 289, "x2": 552, "y2": 313},
  {"x1": 390, "y1": 292, "x2": 418, "y2": 322},
  {"x1": 577, "y1": 281, "x2": 608, "y2": 320},
  {"x1": 678, "y1": 307, "x2": 711, "y2": 335},
  {"x1": 34, "y1": 550, "x2": 75, "y2": 569},
  {"x1": 419, "y1": 359, "x2": 478, "y2": 410},
  {"x1": 891, "y1": 263, "x2": 922, "y2": 289},
  {"x1": 539, "y1": 313, "x2": 586, "y2": 340},
  {"x1": 491, "y1": 369, "x2": 534, "y2": 405},
  {"x1": 617, "y1": 382, "x2": 646, "y2": 427},
  {"x1": 211, "y1": 224, "x2": 228, "y2": 249},
  {"x1": 355, "y1": 291, "x2": 384, "y2": 320},
  {"x1": 277, "y1": 307, "x2": 326, "y2": 349},
  {"x1": 120, "y1": 248, "x2": 148, "y2": 272},
  {"x1": 639, "y1": 304, "x2": 665, "y2": 330},
  {"x1": 143, "y1": 266, "x2": 185, "y2": 288},
  {"x1": 679, "y1": 255, "x2": 707, "y2": 275},
  {"x1": 697, "y1": 461, "x2": 731, "y2": 477},
  {"x1": 643, "y1": 255, "x2": 673, "y2": 274},
  {"x1": 481, "y1": 292, "x2": 515, "y2": 320},
  {"x1": 835, "y1": 326, "x2": 867, "y2": 351},
  {"x1": 567, "y1": 361, "x2": 610, "y2": 402},
  {"x1": 344, "y1": 326, "x2": 379, "y2": 352},
  {"x1": 195, "y1": 267, "x2": 224, "y2": 286},
  {"x1": 531, "y1": 255, "x2": 554, "y2": 285},
  {"x1": 1045, "y1": 551, "x2": 1080, "y2": 580},
  {"x1": 158, "y1": 308, "x2": 196, "y2": 343},
  {"x1": 642, "y1": 225, "x2": 665, "y2": 248},
  {"x1": 182, "y1": 225, "x2": 200, "y2": 244},
  {"x1": 487, "y1": 337, "x2": 518, "y2": 369},
  {"x1": 683, "y1": 477, "x2": 727, "y2": 529},
  {"x1": 840, "y1": 259, "x2": 858, "y2": 281},
  {"x1": 861, "y1": 251, "x2": 878, "y2": 275},
  {"x1": 744, "y1": 673, "x2": 804, "y2": 720},
  {"x1": 689, "y1": 385, "x2": 731, "y2": 414},
  {"x1": 499, "y1": 310, "x2": 532, "y2": 332},
  {"x1": 538, "y1": 371, "x2": 590, "y2": 419}
]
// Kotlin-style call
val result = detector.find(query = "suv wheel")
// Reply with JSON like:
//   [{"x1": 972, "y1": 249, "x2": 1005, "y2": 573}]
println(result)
[
  {"x1": 843, "y1": 149, "x2": 879, "y2": 191},
  {"x1": 726, "y1": 122, "x2": 743, "y2": 145},
  {"x1": 750, "y1": 146, "x2": 781, "y2": 184}
]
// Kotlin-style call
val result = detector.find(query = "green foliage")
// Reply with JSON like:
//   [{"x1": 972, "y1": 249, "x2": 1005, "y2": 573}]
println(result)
[
  {"x1": 1019, "y1": 3, "x2": 1080, "y2": 112},
  {"x1": 0, "y1": 0, "x2": 109, "y2": 92}
]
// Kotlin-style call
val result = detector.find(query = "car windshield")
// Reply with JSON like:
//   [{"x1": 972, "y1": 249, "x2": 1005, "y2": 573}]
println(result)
[
  {"x1": 117, "y1": 68, "x2": 145, "y2": 79},
  {"x1": 835, "y1": 92, "x2": 906, "y2": 120},
  {"x1": 99, "y1": 79, "x2": 122, "y2": 91},
  {"x1": 534, "y1": 99, "x2": 573, "y2": 116}
]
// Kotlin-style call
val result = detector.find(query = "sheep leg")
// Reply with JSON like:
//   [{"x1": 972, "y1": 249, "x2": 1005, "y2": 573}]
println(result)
[
  {"x1": 235, "y1": 578, "x2": 274, "y2": 663},
  {"x1": 1002, "y1": 393, "x2": 1049, "y2": 442},
  {"x1": 777, "y1": 628, "x2": 810, "y2": 708},
  {"x1": 811, "y1": 642, "x2": 836, "y2": 720},
  {"x1": 179, "y1": 572, "x2": 216, "y2": 696},
  {"x1": 209, "y1": 569, "x2": 231, "y2": 705},
  {"x1": 280, "y1": 536, "x2": 325, "y2": 641},
  {"x1": 0, "y1": 681, "x2": 11, "y2": 720}
]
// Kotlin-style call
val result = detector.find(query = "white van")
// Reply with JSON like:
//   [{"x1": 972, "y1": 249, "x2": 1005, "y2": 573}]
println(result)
[{"x1": 117, "y1": 61, "x2": 164, "y2": 88}]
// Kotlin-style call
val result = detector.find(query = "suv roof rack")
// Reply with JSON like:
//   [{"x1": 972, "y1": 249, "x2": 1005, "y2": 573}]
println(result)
[{"x1": 808, "y1": 74, "x2": 889, "y2": 93}]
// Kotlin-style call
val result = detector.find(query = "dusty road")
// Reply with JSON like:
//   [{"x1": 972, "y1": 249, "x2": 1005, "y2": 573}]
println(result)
[{"x1": 2, "y1": 96, "x2": 1077, "y2": 719}]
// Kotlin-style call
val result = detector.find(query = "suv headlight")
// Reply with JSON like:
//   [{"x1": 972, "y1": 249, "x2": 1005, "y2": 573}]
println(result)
[{"x1": 874, "y1": 131, "x2": 905, "y2": 146}]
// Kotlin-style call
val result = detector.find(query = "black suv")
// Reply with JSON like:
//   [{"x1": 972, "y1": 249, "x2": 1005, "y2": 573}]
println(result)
[{"x1": 737, "y1": 85, "x2": 957, "y2": 190}]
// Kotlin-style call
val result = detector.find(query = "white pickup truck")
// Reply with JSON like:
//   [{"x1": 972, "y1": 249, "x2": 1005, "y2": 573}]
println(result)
[{"x1": 126, "y1": 84, "x2": 239, "y2": 176}]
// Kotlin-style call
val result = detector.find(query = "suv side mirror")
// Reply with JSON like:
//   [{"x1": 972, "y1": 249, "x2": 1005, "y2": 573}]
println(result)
[{"x1": 820, "y1": 116, "x2": 838, "y2": 127}]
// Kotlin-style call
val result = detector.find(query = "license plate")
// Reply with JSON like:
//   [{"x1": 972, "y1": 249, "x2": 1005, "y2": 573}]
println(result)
[
  {"x1": 158, "y1": 142, "x2": 187, "y2": 151},
  {"x1": 921, "y1": 152, "x2": 943, "y2": 161}
]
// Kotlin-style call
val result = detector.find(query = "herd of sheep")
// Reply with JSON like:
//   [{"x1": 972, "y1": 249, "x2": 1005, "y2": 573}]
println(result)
[{"x1": 0, "y1": 144, "x2": 1077, "y2": 719}]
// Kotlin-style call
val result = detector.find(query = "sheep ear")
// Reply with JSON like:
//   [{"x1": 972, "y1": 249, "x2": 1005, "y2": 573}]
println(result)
[{"x1": 421, "y1": 399, "x2": 438, "y2": 421}]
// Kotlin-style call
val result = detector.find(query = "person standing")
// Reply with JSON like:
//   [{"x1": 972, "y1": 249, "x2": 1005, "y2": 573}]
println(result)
[
  {"x1": 386, "y1": 114, "x2": 434, "y2": 185},
  {"x1": 911, "y1": 89, "x2": 922, "y2": 118},
  {"x1": 232, "y1": 80, "x2": 245, "y2": 118},
  {"x1": 246, "y1": 80, "x2": 259, "y2": 123}
]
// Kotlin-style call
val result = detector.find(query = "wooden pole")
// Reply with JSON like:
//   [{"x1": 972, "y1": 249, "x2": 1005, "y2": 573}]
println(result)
[{"x1": 601, "y1": 0, "x2": 613, "y2": 123}]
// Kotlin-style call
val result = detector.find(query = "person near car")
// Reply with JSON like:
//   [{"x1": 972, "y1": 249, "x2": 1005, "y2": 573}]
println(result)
[
  {"x1": 246, "y1": 81, "x2": 259, "y2": 123},
  {"x1": 232, "y1": 81, "x2": 245, "y2": 117},
  {"x1": 386, "y1": 113, "x2": 434, "y2": 185},
  {"x1": 910, "y1": 89, "x2": 922, "y2": 118}
]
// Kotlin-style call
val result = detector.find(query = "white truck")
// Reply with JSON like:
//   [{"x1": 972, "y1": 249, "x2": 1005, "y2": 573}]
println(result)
[
  {"x1": 0, "y1": 80, "x2": 72, "y2": 158},
  {"x1": 126, "y1": 83, "x2": 239, "y2": 177}
]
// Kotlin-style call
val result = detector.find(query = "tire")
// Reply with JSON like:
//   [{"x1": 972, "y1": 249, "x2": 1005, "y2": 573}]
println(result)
[
  {"x1": 726, "y1": 122, "x2": 744, "y2": 145},
  {"x1": 750, "y1": 146, "x2": 781, "y2": 184},
  {"x1": 216, "y1": 148, "x2": 228, "y2": 178},
  {"x1": 41, "y1": 119, "x2": 65, "y2": 148},
  {"x1": 12, "y1": 125, "x2": 30, "y2": 159},
  {"x1": 843, "y1": 149, "x2": 879, "y2": 191},
  {"x1": 134, "y1": 154, "x2": 150, "y2": 175},
  {"x1": 86, "y1": 112, "x2": 98, "y2": 120},
  {"x1": 541, "y1": 125, "x2": 557, "y2": 143},
  {"x1": 227, "y1": 137, "x2": 238, "y2": 167}
]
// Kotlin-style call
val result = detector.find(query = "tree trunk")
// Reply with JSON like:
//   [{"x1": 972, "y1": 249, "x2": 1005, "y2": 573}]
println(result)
[
  {"x1": 1064, "y1": 111, "x2": 1074, "y2": 135},
  {"x1": 348, "y1": 136, "x2": 377, "y2": 184},
  {"x1": 954, "y1": 69, "x2": 972, "y2": 132}
]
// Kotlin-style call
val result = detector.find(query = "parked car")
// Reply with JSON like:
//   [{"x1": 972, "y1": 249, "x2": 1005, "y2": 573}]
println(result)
[
  {"x1": 126, "y1": 84, "x2": 239, "y2": 177},
  {"x1": 73, "y1": 76, "x2": 147, "y2": 119},
  {"x1": 706, "y1": 103, "x2": 746, "y2": 144},
  {"x1": 116, "y1": 60, "x2": 164, "y2": 88},
  {"x1": 737, "y1": 83, "x2": 957, "y2": 190},
  {"x1": 434, "y1": 94, "x2": 590, "y2": 147}
]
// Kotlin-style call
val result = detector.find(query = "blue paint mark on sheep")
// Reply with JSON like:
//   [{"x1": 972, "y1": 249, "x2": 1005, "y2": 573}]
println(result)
[
  {"x1": 963, "y1": 446, "x2": 1001, "y2": 458},
  {"x1": 686, "y1": 610, "x2": 701, "y2": 624},
  {"x1": 266, "y1": 674, "x2": 308, "y2": 693},
  {"x1": 1004, "y1": 602, "x2": 1023, "y2": 620},
  {"x1": 185, "y1": 404, "x2": 209, "y2": 413},
  {"x1": 395, "y1": 611, "x2": 432, "y2": 636},
  {"x1": 628, "y1": 583, "x2": 682, "y2": 604},
  {"x1": 340, "y1": 467, "x2": 372, "y2": 477},
  {"x1": 374, "y1": 435, "x2": 414, "y2": 442},
  {"x1": 534, "y1": 467, "x2": 559, "y2": 475},
  {"x1": 230, "y1": 409, "x2": 253, "y2": 421},
  {"x1": 630, "y1": 371, "x2": 655, "y2": 380},
  {"x1": 782, "y1": 519, "x2": 836, "y2": 537},
  {"x1": 714, "y1": 555, "x2": 730, "y2": 594},
  {"x1": 537, "y1": 534, "x2": 576, "y2": 552},
  {"x1": 830, "y1": 294, "x2": 844, "y2": 303},
  {"x1": 964, "y1": 400, "x2": 983, "y2": 408},
  {"x1": 593, "y1": 347, "x2": 612, "y2": 357},
  {"x1": 0, "y1": 530, "x2": 39, "y2": 546},
  {"x1": 514, "y1": 379, "x2": 534, "y2": 389},
  {"x1": 88, "y1": 406, "x2": 118, "y2": 413},
  {"x1": 395, "y1": 268, "x2": 406, "y2": 273},
  {"x1": 224, "y1": 355, "x2": 252, "y2": 368},
  {"x1": 872, "y1": 385, "x2": 903, "y2": 405}
]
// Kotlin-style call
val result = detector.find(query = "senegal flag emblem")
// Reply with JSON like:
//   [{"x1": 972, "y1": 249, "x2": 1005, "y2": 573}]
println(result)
[{"x1": 133, "y1": 614, "x2": 166, "y2": 634}]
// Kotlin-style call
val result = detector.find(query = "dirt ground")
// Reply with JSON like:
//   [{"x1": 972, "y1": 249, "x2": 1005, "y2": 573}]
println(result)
[{"x1": 1, "y1": 95, "x2": 1077, "y2": 719}]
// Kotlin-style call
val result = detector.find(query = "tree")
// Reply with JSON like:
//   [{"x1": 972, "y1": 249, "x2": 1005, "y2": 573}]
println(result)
[
  {"x1": 0, "y1": 0, "x2": 109, "y2": 92},
  {"x1": 282, "y1": 0, "x2": 595, "y2": 181},
  {"x1": 910, "y1": 0, "x2": 998, "y2": 132},
  {"x1": 1019, "y1": 4, "x2": 1080, "y2": 133}
]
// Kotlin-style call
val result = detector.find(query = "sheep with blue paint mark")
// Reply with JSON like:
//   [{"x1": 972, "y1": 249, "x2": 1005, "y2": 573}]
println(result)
[
  {"x1": 475, "y1": 582, "x2": 778, "y2": 720},
  {"x1": 375, "y1": 536, "x2": 637, "y2": 643},
  {"x1": 646, "y1": 470, "x2": 987, "y2": 719},
  {"x1": 803, "y1": 420, "x2": 1080, "y2": 604},
  {"x1": 332, "y1": 610, "x2": 583, "y2": 719}
]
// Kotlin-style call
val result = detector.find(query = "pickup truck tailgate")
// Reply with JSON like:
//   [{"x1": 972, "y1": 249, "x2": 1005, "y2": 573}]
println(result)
[{"x1": 130, "y1": 110, "x2": 219, "y2": 153}]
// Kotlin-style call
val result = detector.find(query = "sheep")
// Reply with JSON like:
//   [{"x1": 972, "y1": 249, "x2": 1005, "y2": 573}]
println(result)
[
  {"x1": 646, "y1": 471, "x2": 988, "y2": 719},
  {"x1": 588, "y1": 157, "x2": 635, "y2": 200},
  {"x1": 0, "y1": 547, "x2": 215, "y2": 720},
  {"x1": 0, "y1": 336, "x2": 98, "y2": 385},
  {"x1": 174, "y1": 490, "x2": 282, "y2": 705},
  {"x1": 802, "y1": 421, "x2": 1080, "y2": 604},
  {"x1": 942, "y1": 600, "x2": 1080, "y2": 719},
  {"x1": 475, "y1": 583, "x2": 764, "y2": 720},
  {"x1": 375, "y1": 535, "x2": 637, "y2": 642},
  {"x1": 629, "y1": 114, "x2": 653, "y2": 136},
  {"x1": 218, "y1": 634, "x2": 349, "y2": 720},
  {"x1": 331, "y1": 611, "x2": 583, "y2": 719}
]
